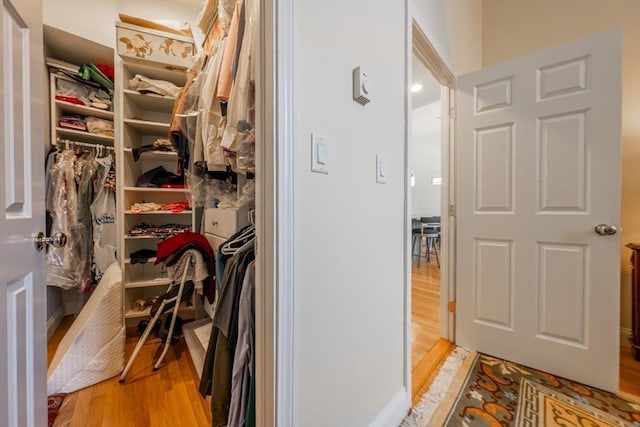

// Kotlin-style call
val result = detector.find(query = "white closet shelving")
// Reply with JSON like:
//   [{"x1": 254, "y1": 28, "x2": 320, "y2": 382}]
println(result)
[
  {"x1": 115, "y1": 58, "x2": 198, "y2": 325},
  {"x1": 49, "y1": 72, "x2": 115, "y2": 148},
  {"x1": 47, "y1": 62, "x2": 116, "y2": 318}
]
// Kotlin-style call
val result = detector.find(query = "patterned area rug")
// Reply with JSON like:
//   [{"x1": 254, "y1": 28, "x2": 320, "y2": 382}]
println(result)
[{"x1": 428, "y1": 352, "x2": 640, "y2": 426}]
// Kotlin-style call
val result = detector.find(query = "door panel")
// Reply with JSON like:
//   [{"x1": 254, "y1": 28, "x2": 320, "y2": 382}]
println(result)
[
  {"x1": 0, "y1": 0, "x2": 46, "y2": 426},
  {"x1": 456, "y1": 30, "x2": 621, "y2": 392},
  {"x1": 538, "y1": 111, "x2": 587, "y2": 212},
  {"x1": 475, "y1": 124, "x2": 514, "y2": 212},
  {"x1": 474, "y1": 239, "x2": 514, "y2": 329}
]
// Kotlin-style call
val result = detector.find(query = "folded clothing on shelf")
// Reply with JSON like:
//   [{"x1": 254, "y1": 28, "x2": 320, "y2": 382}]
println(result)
[
  {"x1": 79, "y1": 63, "x2": 114, "y2": 92},
  {"x1": 159, "y1": 202, "x2": 190, "y2": 212},
  {"x1": 85, "y1": 116, "x2": 114, "y2": 137},
  {"x1": 55, "y1": 75, "x2": 112, "y2": 110},
  {"x1": 129, "y1": 74, "x2": 182, "y2": 97},
  {"x1": 129, "y1": 201, "x2": 190, "y2": 213},
  {"x1": 136, "y1": 166, "x2": 184, "y2": 188},
  {"x1": 130, "y1": 202, "x2": 163, "y2": 213},
  {"x1": 132, "y1": 139, "x2": 176, "y2": 161},
  {"x1": 58, "y1": 115, "x2": 87, "y2": 131},
  {"x1": 129, "y1": 248, "x2": 157, "y2": 264},
  {"x1": 128, "y1": 223, "x2": 191, "y2": 238}
]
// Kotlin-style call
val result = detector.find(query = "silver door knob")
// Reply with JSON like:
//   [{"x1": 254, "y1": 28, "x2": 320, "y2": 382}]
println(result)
[
  {"x1": 594, "y1": 224, "x2": 617, "y2": 236},
  {"x1": 33, "y1": 231, "x2": 67, "y2": 252}
]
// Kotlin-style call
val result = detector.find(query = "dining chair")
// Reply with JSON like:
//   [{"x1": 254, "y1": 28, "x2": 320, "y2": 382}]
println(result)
[{"x1": 416, "y1": 216, "x2": 440, "y2": 267}]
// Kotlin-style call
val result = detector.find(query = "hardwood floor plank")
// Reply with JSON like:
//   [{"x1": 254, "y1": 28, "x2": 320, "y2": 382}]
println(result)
[
  {"x1": 620, "y1": 345, "x2": 640, "y2": 398},
  {"x1": 47, "y1": 254, "x2": 640, "y2": 424},
  {"x1": 48, "y1": 319, "x2": 211, "y2": 426},
  {"x1": 411, "y1": 258, "x2": 442, "y2": 397}
]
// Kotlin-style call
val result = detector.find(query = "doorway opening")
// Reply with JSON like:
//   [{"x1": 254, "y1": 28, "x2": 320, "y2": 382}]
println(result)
[
  {"x1": 406, "y1": 20, "x2": 456, "y2": 405},
  {"x1": 409, "y1": 53, "x2": 446, "y2": 402}
]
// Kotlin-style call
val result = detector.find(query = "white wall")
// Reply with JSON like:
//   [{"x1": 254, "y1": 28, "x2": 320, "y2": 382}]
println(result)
[
  {"x1": 292, "y1": 1, "x2": 406, "y2": 425},
  {"x1": 42, "y1": 0, "x2": 204, "y2": 49},
  {"x1": 411, "y1": 102, "x2": 442, "y2": 218},
  {"x1": 482, "y1": 0, "x2": 640, "y2": 336},
  {"x1": 291, "y1": 1, "x2": 482, "y2": 425},
  {"x1": 410, "y1": 0, "x2": 483, "y2": 75}
]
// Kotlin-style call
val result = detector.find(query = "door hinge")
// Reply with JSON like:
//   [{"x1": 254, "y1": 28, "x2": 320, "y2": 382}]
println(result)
[
  {"x1": 448, "y1": 301, "x2": 456, "y2": 314},
  {"x1": 449, "y1": 106, "x2": 457, "y2": 120},
  {"x1": 448, "y1": 204, "x2": 456, "y2": 217}
]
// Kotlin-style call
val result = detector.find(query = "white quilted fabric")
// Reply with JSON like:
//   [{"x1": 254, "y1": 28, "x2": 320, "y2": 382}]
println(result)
[{"x1": 47, "y1": 262, "x2": 125, "y2": 394}]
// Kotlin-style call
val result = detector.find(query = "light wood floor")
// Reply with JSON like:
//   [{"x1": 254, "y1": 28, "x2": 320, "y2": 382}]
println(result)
[
  {"x1": 411, "y1": 256, "x2": 447, "y2": 403},
  {"x1": 48, "y1": 316, "x2": 211, "y2": 427},
  {"x1": 48, "y1": 270, "x2": 640, "y2": 425},
  {"x1": 408, "y1": 257, "x2": 640, "y2": 403}
]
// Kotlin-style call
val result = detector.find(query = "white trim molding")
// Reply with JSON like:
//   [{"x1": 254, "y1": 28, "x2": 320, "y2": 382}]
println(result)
[
  {"x1": 274, "y1": 0, "x2": 296, "y2": 424},
  {"x1": 256, "y1": 0, "x2": 295, "y2": 426},
  {"x1": 621, "y1": 327, "x2": 633, "y2": 348},
  {"x1": 46, "y1": 305, "x2": 64, "y2": 341},
  {"x1": 369, "y1": 388, "x2": 410, "y2": 427},
  {"x1": 404, "y1": 3, "x2": 457, "y2": 409}
]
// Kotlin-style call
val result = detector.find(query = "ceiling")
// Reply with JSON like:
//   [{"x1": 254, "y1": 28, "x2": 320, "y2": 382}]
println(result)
[{"x1": 411, "y1": 53, "x2": 440, "y2": 109}]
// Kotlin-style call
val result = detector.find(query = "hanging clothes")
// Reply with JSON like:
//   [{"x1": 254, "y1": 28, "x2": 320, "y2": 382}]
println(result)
[
  {"x1": 199, "y1": 243, "x2": 254, "y2": 426},
  {"x1": 227, "y1": 261, "x2": 255, "y2": 427},
  {"x1": 217, "y1": 1, "x2": 242, "y2": 103},
  {"x1": 74, "y1": 152, "x2": 98, "y2": 291},
  {"x1": 46, "y1": 146, "x2": 117, "y2": 290},
  {"x1": 91, "y1": 154, "x2": 117, "y2": 281},
  {"x1": 46, "y1": 150, "x2": 83, "y2": 289}
]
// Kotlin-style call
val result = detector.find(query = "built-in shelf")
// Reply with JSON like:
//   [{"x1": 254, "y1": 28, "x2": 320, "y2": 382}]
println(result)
[
  {"x1": 125, "y1": 307, "x2": 152, "y2": 319},
  {"x1": 125, "y1": 305, "x2": 196, "y2": 319},
  {"x1": 124, "y1": 210, "x2": 192, "y2": 215},
  {"x1": 125, "y1": 235, "x2": 162, "y2": 240},
  {"x1": 124, "y1": 118, "x2": 170, "y2": 134},
  {"x1": 183, "y1": 318, "x2": 213, "y2": 380},
  {"x1": 125, "y1": 278, "x2": 171, "y2": 289},
  {"x1": 125, "y1": 61, "x2": 187, "y2": 86},
  {"x1": 55, "y1": 99, "x2": 114, "y2": 120},
  {"x1": 125, "y1": 257, "x2": 158, "y2": 264},
  {"x1": 124, "y1": 187, "x2": 189, "y2": 193},
  {"x1": 123, "y1": 89, "x2": 176, "y2": 111},
  {"x1": 122, "y1": 147, "x2": 178, "y2": 159},
  {"x1": 119, "y1": 57, "x2": 194, "y2": 326},
  {"x1": 56, "y1": 127, "x2": 114, "y2": 144}
]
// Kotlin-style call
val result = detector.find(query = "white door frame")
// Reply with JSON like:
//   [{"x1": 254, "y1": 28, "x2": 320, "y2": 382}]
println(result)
[
  {"x1": 255, "y1": 0, "x2": 295, "y2": 426},
  {"x1": 403, "y1": 6, "x2": 456, "y2": 401}
]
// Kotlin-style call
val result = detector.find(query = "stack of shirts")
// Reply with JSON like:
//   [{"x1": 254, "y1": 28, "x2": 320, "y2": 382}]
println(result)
[
  {"x1": 127, "y1": 223, "x2": 191, "y2": 239},
  {"x1": 58, "y1": 115, "x2": 114, "y2": 137}
]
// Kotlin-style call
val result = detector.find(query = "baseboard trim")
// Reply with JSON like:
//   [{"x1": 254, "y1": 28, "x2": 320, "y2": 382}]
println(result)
[
  {"x1": 369, "y1": 387, "x2": 409, "y2": 427},
  {"x1": 47, "y1": 305, "x2": 64, "y2": 341},
  {"x1": 621, "y1": 327, "x2": 633, "y2": 348}
]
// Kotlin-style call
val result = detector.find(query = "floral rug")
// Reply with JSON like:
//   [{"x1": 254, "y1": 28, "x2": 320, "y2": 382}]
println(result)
[{"x1": 427, "y1": 352, "x2": 640, "y2": 426}]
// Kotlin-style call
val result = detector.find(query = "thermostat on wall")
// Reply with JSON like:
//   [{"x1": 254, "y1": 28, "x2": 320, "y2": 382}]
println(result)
[{"x1": 353, "y1": 66, "x2": 370, "y2": 105}]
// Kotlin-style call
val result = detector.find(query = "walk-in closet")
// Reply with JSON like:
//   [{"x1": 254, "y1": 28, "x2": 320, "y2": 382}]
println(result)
[{"x1": 43, "y1": 1, "x2": 259, "y2": 425}]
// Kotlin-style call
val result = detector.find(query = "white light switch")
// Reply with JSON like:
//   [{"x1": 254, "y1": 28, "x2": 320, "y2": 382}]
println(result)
[
  {"x1": 317, "y1": 142, "x2": 328, "y2": 164},
  {"x1": 311, "y1": 133, "x2": 329, "y2": 174},
  {"x1": 376, "y1": 154, "x2": 386, "y2": 184}
]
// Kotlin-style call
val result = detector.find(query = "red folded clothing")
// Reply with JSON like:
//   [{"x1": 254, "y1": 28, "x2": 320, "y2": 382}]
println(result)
[
  {"x1": 55, "y1": 95, "x2": 86, "y2": 106},
  {"x1": 159, "y1": 201, "x2": 191, "y2": 213},
  {"x1": 155, "y1": 232, "x2": 215, "y2": 303}
]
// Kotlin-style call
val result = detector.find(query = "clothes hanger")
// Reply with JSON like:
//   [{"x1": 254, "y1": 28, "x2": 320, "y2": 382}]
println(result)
[{"x1": 221, "y1": 225, "x2": 255, "y2": 255}]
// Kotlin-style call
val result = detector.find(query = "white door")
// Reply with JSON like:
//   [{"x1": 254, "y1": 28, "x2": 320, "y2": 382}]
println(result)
[
  {"x1": 456, "y1": 30, "x2": 621, "y2": 392},
  {"x1": 0, "y1": 0, "x2": 47, "y2": 425}
]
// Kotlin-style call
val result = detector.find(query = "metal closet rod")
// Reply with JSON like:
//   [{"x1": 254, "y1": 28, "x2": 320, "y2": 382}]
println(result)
[{"x1": 54, "y1": 137, "x2": 115, "y2": 151}]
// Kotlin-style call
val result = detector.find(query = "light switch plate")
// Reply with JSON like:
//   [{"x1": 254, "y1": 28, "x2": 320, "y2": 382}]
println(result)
[
  {"x1": 376, "y1": 154, "x2": 386, "y2": 184},
  {"x1": 311, "y1": 133, "x2": 329, "y2": 174}
]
